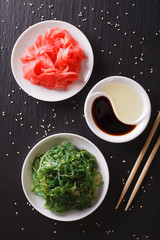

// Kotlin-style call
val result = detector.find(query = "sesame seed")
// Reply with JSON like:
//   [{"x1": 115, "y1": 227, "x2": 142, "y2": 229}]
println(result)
[{"x1": 49, "y1": 4, "x2": 54, "y2": 8}]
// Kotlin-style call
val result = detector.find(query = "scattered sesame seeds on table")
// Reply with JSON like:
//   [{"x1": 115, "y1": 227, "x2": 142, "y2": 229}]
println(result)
[{"x1": 0, "y1": 0, "x2": 160, "y2": 239}]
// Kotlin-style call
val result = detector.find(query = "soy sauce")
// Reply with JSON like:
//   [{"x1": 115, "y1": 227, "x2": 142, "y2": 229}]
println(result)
[{"x1": 92, "y1": 96, "x2": 136, "y2": 136}]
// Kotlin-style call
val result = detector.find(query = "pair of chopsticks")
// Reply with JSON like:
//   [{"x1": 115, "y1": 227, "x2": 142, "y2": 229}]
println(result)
[{"x1": 115, "y1": 112, "x2": 160, "y2": 211}]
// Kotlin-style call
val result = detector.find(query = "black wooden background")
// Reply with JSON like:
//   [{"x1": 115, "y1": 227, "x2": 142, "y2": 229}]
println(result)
[{"x1": 0, "y1": 0, "x2": 160, "y2": 239}]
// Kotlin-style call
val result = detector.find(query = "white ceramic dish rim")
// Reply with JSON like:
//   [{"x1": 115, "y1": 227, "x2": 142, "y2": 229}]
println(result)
[
  {"x1": 84, "y1": 76, "x2": 151, "y2": 143},
  {"x1": 11, "y1": 20, "x2": 94, "y2": 102},
  {"x1": 21, "y1": 133, "x2": 109, "y2": 221}
]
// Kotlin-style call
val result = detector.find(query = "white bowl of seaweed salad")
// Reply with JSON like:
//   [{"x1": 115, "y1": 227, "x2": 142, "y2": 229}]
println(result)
[{"x1": 21, "y1": 133, "x2": 109, "y2": 221}]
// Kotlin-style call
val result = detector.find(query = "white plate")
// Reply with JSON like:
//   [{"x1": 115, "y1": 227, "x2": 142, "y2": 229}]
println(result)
[
  {"x1": 11, "y1": 21, "x2": 94, "y2": 102},
  {"x1": 21, "y1": 133, "x2": 109, "y2": 221}
]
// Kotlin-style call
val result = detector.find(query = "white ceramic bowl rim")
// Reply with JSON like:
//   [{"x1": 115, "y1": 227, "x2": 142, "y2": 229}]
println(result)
[
  {"x1": 21, "y1": 133, "x2": 109, "y2": 221},
  {"x1": 84, "y1": 76, "x2": 151, "y2": 143}
]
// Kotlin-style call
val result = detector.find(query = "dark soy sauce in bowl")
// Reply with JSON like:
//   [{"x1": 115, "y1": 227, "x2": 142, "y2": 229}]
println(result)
[{"x1": 91, "y1": 96, "x2": 136, "y2": 136}]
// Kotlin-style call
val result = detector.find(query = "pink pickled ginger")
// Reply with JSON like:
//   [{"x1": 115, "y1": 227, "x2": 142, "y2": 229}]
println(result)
[{"x1": 20, "y1": 27, "x2": 86, "y2": 89}]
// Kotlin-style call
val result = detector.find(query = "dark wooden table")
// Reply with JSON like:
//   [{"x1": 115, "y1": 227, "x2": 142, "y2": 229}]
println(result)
[{"x1": 1, "y1": 0, "x2": 160, "y2": 239}]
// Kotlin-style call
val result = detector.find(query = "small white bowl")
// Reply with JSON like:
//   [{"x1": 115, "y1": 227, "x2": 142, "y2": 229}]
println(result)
[
  {"x1": 11, "y1": 20, "x2": 94, "y2": 102},
  {"x1": 84, "y1": 76, "x2": 151, "y2": 143},
  {"x1": 21, "y1": 133, "x2": 109, "y2": 221}
]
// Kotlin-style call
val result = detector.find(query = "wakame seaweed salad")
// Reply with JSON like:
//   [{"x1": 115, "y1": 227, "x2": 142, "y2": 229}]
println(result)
[{"x1": 31, "y1": 141, "x2": 103, "y2": 213}]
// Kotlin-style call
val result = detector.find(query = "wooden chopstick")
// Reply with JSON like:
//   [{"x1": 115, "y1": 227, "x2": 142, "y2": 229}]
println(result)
[
  {"x1": 115, "y1": 112, "x2": 160, "y2": 210},
  {"x1": 125, "y1": 135, "x2": 160, "y2": 211}
]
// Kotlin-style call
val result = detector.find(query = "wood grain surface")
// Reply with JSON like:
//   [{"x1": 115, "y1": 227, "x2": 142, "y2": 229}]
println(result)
[{"x1": 0, "y1": 0, "x2": 160, "y2": 239}]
